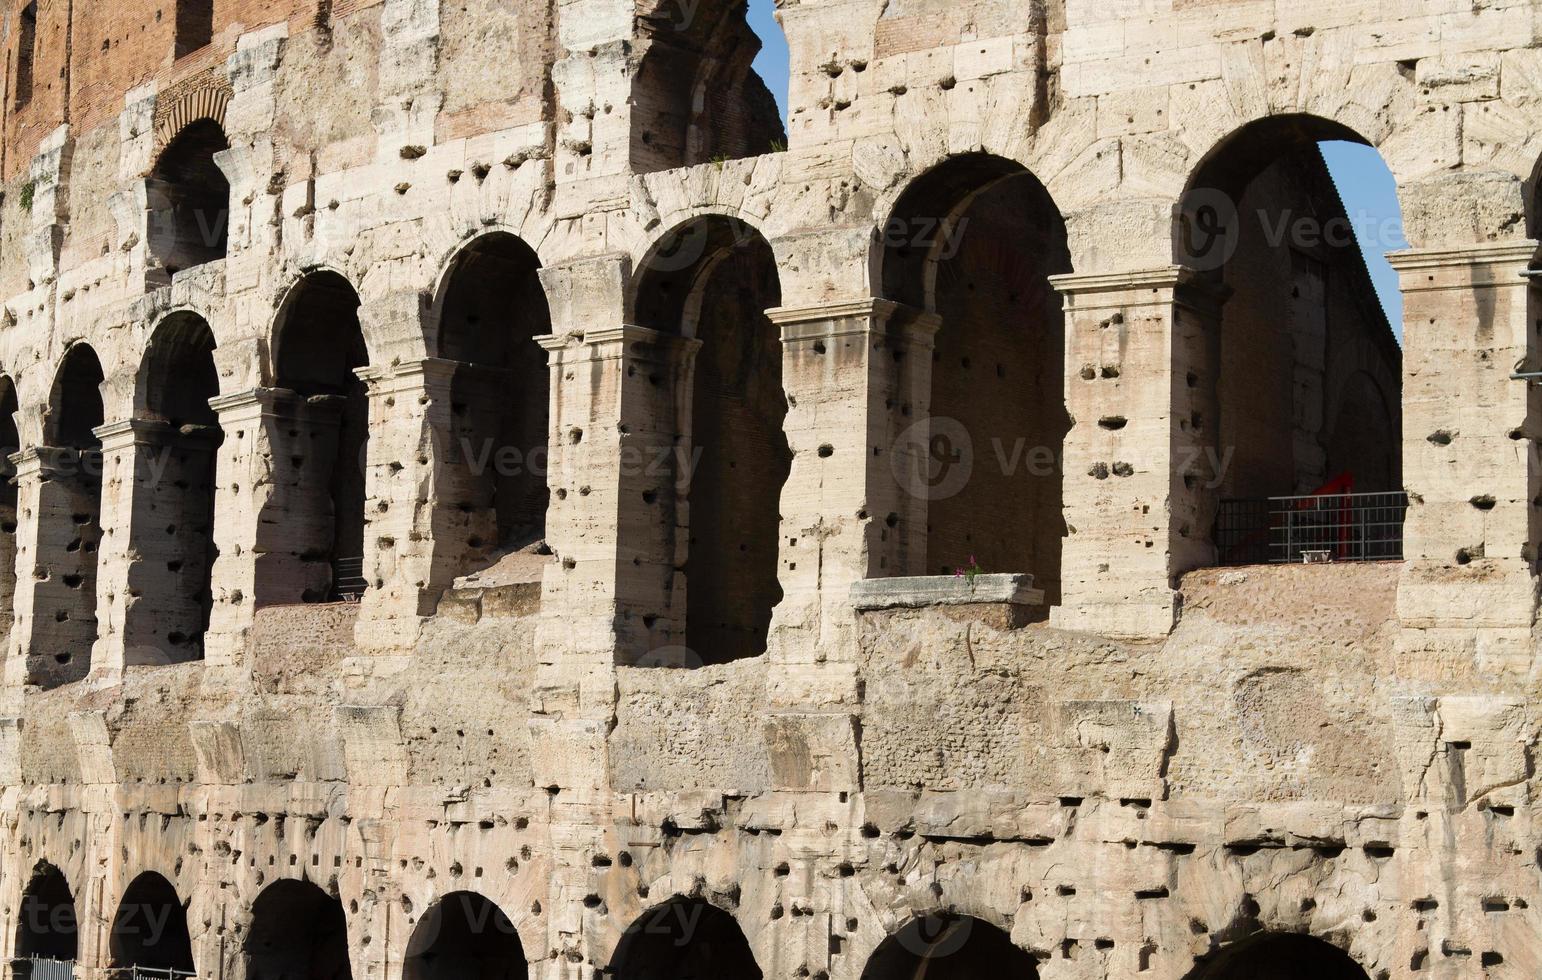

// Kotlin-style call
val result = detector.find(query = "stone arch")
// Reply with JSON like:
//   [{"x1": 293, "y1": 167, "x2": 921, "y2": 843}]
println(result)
[
  {"x1": 877, "y1": 152, "x2": 1071, "y2": 597},
  {"x1": 628, "y1": 1, "x2": 784, "y2": 174},
  {"x1": 629, "y1": 214, "x2": 790, "y2": 664},
  {"x1": 429, "y1": 232, "x2": 552, "y2": 581},
  {"x1": 860, "y1": 913, "x2": 1040, "y2": 980},
  {"x1": 124, "y1": 312, "x2": 222, "y2": 660},
  {"x1": 15, "y1": 862, "x2": 78, "y2": 964},
  {"x1": 263, "y1": 270, "x2": 370, "y2": 604},
  {"x1": 147, "y1": 118, "x2": 231, "y2": 278},
  {"x1": 1184, "y1": 931, "x2": 1370, "y2": 980},
  {"x1": 244, "y1": 878, "x2": 352, "y2": 980},
  {"x1": 1176, "y1": 114, "x2": 1404, "y2": 567},
  {"x1": 403, "y1": 891, "x2": 527, "y2": 980},
  {"x1": 109, "y1": 872, "x2": 195, "y2": 975},
  {"x1": 153, "y1": 83, "x2": 230, "y2": 148},
  {"x1": 608, "y1": 896, "x2": 762, "y2": 980},
  {"x1": 23, "y1": 343, "x2": 107, "y2": 686}
]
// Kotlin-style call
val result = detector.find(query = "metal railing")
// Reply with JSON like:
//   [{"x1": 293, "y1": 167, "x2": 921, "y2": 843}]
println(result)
[
  {"x1": 106, "y1": 968, "x2": 196, "y2": 980},
  {"x1": 1216, "y1": 491, "x2": 1408, "y2": 566},
  {"x1": 331, "y1": 556, "x2": 368, "y2": 602},
  {"x1": 11, "y1": 958, "x2": 74, "y2": 980}
]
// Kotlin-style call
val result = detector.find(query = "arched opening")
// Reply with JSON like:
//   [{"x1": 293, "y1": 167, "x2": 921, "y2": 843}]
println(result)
[
  {"x1": 268, "y1": 271, "x2": 370, "y2": 603},
  {"x1": 110, "y1": 873, "x2": 195, "y2": 975},
  {"x1": 880, "y1": 153, "x2": 1071, "y2": 600},
  {"x1": 403, "y1": 892, "x2": 525, "y2": 980},
  {"x1": 1184, "y1": 932, "x2": 1370, "y2": 980},
  {"x1": 15, "y1": 863, "x2": 78, "y2": 968},
  {"x1": 609, "y1": 898, "x2": 761, "y2": 980},
  {"x1": 1178, "y1": 115, "x2": 1406, "y2": 567},
  {"x1": 435, "y1": 234, "x2": 551, "y2": 584},
  {"x1": 244, "y1": 879, "x2": 351, "y2": 980},
  {"x1": 629, "y1": 4, "x2": 785, "y2": 173},
  {"x1": 632, "y1": 216, "x2": 790, "y2": 664},
  {"x1": 148, "y1": 119, "x2": 231, "y2": 278},
  {"x1": 27, "y1": 344, "x2": 105, "y2": 685},
  {"x1": 130, "y1": 313, "x2": 221, "y2": 660},
  {"x1": 0, "y1": 376, "x2": 20, "y2": 643},
  {"x1": 861, "y1": 914, "x2": 1040, "y2": 980}
]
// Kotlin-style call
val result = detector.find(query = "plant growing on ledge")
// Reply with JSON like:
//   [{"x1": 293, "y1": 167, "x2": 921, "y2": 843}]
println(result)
[
  {"x1": 954, "y1": 555, "x2": 982, "y2": 587},
  {"x1": 17, "y1": 180, "x2": 35, "y2": 213}
]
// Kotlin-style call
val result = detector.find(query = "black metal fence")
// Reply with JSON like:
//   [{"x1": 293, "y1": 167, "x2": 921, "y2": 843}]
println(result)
[
  {"x1": 331, "y1": 556, "x2": 368, "y2": 601},
  {"x1": 1215, "y1": 491, "x2": 1408, "y2": 566},
  {"x1": 11, "y1": 958, "x2": 74, "y2": 980}
]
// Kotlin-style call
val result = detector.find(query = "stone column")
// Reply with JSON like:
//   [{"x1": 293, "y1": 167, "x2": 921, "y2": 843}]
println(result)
[
  {"x1": 760, "y1": 297, "x2": 938, "y2": 792},
  {"x1": 90, "y1": 419, "x2": 221, "y2": 677},
  {"x1": 6, "y1": 446, "x2": 103, "y2": 687},
  {"x1": 763, "y1": 299, "x2": 936, "y2": 636},
  {"x1": 1393, "y1": 242, "x2": 1541, "y2": 666},
  {"x1": 1050, "y1": 267, "x2": 1227, "y2": 640},
  {"x1": 350, "y1": 358, "x2": 452, "y2": 654},
  {"x1": 202, "y1": 387, "x2": 340, "y2": 665}
]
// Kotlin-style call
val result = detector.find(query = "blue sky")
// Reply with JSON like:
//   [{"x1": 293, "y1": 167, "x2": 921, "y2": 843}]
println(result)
[{"x1": 746, "y1": 5, "x2": 1404, "y2": 340}]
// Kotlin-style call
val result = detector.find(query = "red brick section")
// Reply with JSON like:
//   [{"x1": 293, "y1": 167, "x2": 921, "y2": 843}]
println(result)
[{"x1": 1, "y1": 0, "x2": 384, "y2": 180}]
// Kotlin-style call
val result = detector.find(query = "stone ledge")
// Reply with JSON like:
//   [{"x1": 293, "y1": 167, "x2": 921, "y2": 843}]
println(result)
[{"x1": 849, "y1": 573, "x2": 1044, "y2": 611}]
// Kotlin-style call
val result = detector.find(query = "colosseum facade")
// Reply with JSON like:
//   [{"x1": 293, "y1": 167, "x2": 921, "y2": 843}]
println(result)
[{"x1": 0, "y1": 0, "x2": 1533, "y2": 978}]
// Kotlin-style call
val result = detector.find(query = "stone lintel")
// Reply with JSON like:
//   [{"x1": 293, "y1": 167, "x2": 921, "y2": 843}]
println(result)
[
  {"x1": 769, "y1": 297, "x2": 942, "y2": 344},
  {"x1": 849, "y1": 572, "x2": 1045, "y2": 611},
  {"x1": 1389, "y1": 240, "x2": 1541, "y2": 291}
]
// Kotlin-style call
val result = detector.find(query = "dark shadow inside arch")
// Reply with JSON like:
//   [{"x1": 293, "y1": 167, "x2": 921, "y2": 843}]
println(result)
[
  {"x1": 110, "y1": 872, "x2": 195, "y2": 975},
  {"x1": 16, "y1": 863, "x2": 78, "y2": 965},
  {"x1": 0, "y1": 376, "x2": 19, "y2": 644},
  {"x1": 880, "y1": 152, "x2": 1071, "y2": 601},
  {"x1": 245, "y1": 879, "x2": 351, "y2": 980},
  {"x1": 132, "y1": 313, "x2": 222, "y2": 660},
  {"x1": 609, "y1": 898, "x2": 761, "y2": 980},
  {"x1": 632, "y1": 216, "x2": 790, "y2": 665},
  {"x1": 861, "y1": 913, "x2": 1040, "y2": 980},
  {"x1": 1184, "y1": 932, "x2": 1370, "y2": 980},
  {"x1": 148, "y1": 119, "x2": 230, "y2": 280},
  {"x1": 268, "y1": 271, "x2": 370, "y2": 603},
  {"x1": 28, "y1": 345, "x2": 106, "y2": 687},
  {"x1": 1177, "y1": 114, "x2": 1404, "y2": 569},
  {"x1": 435, "y1": 234, "x2": 551, "y2": 582},
  {"x1": 403, "y1": 891, "x2": 525, "y2": 980}
]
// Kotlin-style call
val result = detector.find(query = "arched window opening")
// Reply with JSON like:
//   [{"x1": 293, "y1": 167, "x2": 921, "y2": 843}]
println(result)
[
  {"x1": 403, "y1": 892, "x2": 525, "y2": 980},
  {"x1": 132, "y1": 314, "x2": 221, "y2": 660},
  {"x1": 632, "y1": 217, "x2": 790, "y2": 664},
  {"x1": 14, "y1": 2, "x2": 37, "y2": 109},
  {"x1": 609, "y1": 898, "x2": 761, "y2": 980},
  {"x1": 861, "y1": 914, "x2": 1040, "y2": 980},
  {"x1": 436, "y1": 234, "x2": 551, "y2": 584},
  {"x1": 16, "y1": 863, "x2": 78, "y2": 969},
  {"x1": 28, "y1": 345, "x2": 105, "y2": 686},
  {"x1": 1184, "y1": 932, "x2": 1370, "y2": 980},
  {"x1": 0, "y1": 377, "x2": 20, "y2": 643},
  {"x1": 148, "y1": 120, "x2": 231, "y2": 279},
  {"x1": 1180, "y1": 116, "x2": 1406, "y2": 568},
  {"x1": 630, "y1": 4, "x2": 785, "y2": 173},
  {"x1": 174, "y1": 0, "x2": 214, "y2": 58},
  {"x1": 881, "y1": 154, "x2": 1071, "y2": 602},
  {"x1": 268, "y1": 272, "x2": 370, "y2": 604},
  {"x1": 110, "y1": 873, "x2": 195, "y2": 976},
  {"x1": 245, "y1": 879, "x2": 351, "y2": 980}
]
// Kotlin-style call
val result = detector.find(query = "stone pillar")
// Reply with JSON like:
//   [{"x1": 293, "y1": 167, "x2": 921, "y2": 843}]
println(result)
[
  {"x1": 1050, "y1": 267, "x2": 1226, "y2": 640},
  {"x1": 203, "y1": 387, "x2": 341, "y2": 665},
  {"x1": 7, "y1": 447, "x2": 103, "y2": 687},
  {"x1": 90, "y1": 419, "x2": 221, "y2": 677},
  {"x1": 764, "y1": 299, "x2": 937, "y2": 654},
  {"x1": 351, "y1": 359, "x2": 450, "y2": 653},
  {"x1": 1393, "y1": 242, "x2": 1541, "y2": 665},
  {"x1": 760, "y1": 298, "x2": 938, "y2": 793}
]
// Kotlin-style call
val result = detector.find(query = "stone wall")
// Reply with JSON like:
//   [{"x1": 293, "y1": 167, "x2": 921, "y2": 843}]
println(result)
[{"x1": 0, "y1": 1, "x2": 1536, "y2": 980}]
